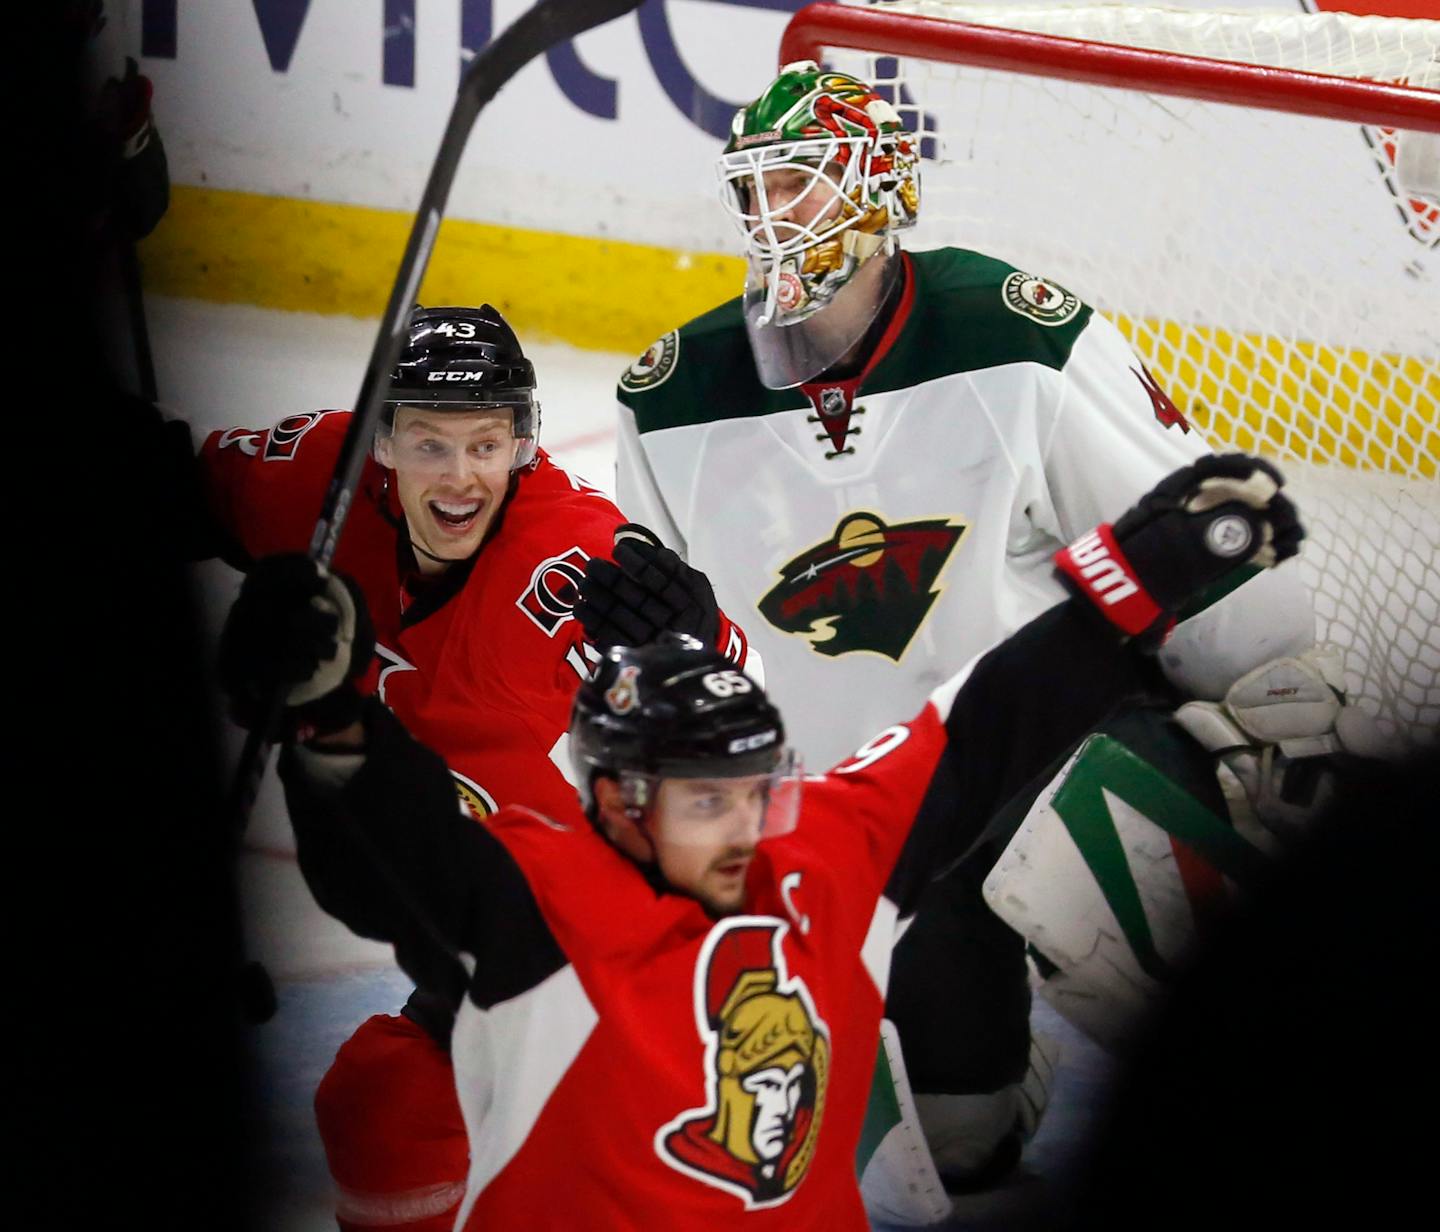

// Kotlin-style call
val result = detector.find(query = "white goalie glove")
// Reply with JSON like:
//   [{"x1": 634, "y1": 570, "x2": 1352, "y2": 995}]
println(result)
[{"x1": 1173, "y1": 646, "x2": 1407, "y2": 842}]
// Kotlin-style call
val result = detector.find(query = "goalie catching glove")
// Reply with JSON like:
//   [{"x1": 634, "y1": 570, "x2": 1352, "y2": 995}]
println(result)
[
  {"x1": 1055, "y1": 453, "x2": 1303, "y2": 649},
  {"x1": 576, "y1": 523, "x2": 721, "y2": 651},
  {"x1": 219, "y1": 554, "x2": 375, "y2": 742}
]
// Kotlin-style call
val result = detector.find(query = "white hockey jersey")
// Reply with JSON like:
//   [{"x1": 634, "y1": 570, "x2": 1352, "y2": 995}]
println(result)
[{"x1": 615, "y1": 248, "x2": 1308, "y2": 767}]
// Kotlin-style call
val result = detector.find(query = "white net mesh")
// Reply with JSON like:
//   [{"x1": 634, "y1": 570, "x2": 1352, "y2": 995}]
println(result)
[{"x1": 818, "y1": 2, "x2": 1440, "y2": 744}]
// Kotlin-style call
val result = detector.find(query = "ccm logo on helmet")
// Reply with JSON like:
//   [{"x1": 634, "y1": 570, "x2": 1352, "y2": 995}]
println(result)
[
  {"x1": 518, "y1": 546, "x2": 590, "y2": 636},
  {"x1": 727, "y1": 729, "x2": 777, "y2": 755},
  {"x1": 427, "y1": 371, "x2": 490, "y2": 382}
]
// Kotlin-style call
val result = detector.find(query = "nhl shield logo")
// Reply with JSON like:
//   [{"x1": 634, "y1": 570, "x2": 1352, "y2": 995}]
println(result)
[
  {"x1": 758, "y1": 511, "x2": 967, "y2": 661},
  {"x1": 656, "y1": 919, "x2": 829, "y2": 1209},
  {"x1": 818, "y1": 387, "x2": 847, "y2": 418}
]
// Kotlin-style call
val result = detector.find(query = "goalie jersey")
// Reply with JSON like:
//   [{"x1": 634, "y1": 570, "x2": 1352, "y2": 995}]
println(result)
[{"x1": 616, "y1": 247, "x2": 1213, "y2": 767}]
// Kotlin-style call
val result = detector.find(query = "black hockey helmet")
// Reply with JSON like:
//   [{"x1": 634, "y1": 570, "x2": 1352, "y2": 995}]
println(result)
[
  {"x1": 570, "y1": 633, "x2": 799, "y2": 833},
  {"x1": 381, "y1": 304, "x2": 539, "y2": 468}
]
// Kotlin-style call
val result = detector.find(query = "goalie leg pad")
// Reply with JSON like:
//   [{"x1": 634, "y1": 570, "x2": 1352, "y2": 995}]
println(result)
[
  {"x1": 912, "y1": 1032, "x2": 1061, "y2": 1191},
  {"x1": 858, "y1": 1019, "x2": 954, "y2": 1227},
  {"x1": 982, "y1": 729, "x2": 1269, "y2": 1053}
]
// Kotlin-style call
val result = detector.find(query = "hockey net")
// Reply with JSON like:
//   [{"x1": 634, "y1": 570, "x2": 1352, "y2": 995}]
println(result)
[{"x1": 783, "y1": 2, "x2": 1440, "y2": 746}]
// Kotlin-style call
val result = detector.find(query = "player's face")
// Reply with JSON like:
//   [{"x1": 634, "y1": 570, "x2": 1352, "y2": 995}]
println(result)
[
  {"x1": 745, "y1": 162, "x2": 846, "y2": 235},
  {"x1": 651, "y1": 774, "x2": 769, "y2": 916},
  {"x1": 379, "y1": 407, "x2": 521, "y2": 573}
]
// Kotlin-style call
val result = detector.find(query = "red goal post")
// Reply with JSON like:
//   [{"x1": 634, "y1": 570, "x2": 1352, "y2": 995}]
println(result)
[
  {"x1": 776, "y1": 2, "x2": 1440, "y2": 744},
  {"x1": 779, "y1": 3, "x2": 1440, "y2": 131}
]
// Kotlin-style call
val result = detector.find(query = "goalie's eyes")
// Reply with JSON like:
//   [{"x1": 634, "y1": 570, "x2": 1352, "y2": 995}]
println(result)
[{"x1": 759, "y1": 170, "x2": 819, "y2": 205}]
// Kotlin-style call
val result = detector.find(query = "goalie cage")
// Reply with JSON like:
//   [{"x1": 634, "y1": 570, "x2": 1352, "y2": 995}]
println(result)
[{"x1": 781, "y1": 1, "x2": 1440, "y2": 748}]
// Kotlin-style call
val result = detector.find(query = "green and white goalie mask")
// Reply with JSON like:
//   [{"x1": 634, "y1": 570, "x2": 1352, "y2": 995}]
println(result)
[{"x1": 717, "y1": 61, "x2": 920, "y2": 387}]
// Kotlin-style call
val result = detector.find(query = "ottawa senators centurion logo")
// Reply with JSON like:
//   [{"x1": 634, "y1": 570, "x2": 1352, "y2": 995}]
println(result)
[
  {"x1": 758, "y1": 511, "x2": 967, "y2": 661},
  {"x1": 656, "y1": 919, "x2": 829, "y2": 1208},
  {"x1": 450, "y1": 770, "x2": 498, "y2": 821}
]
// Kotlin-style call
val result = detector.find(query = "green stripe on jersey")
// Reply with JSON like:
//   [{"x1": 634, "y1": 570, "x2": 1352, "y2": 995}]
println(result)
[{"x1": 621, "y1": 247, "x2": 1094, "y2": 435}]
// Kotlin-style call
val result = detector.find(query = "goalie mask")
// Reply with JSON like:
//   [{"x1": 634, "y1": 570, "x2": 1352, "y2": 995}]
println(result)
[
  {"x1": 378, "y1": 304, "x2": 540, "y2": 471},
  {"x1": 718, "y1": 61, "x2": 919, "y2": 387},
  {"x1": 570, "y1": 634, "x2": 803, "y2": 844}
]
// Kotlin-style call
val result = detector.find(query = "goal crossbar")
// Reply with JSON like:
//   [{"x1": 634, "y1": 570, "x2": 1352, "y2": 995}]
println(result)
[{"x1": 780, "y1": 2, "x2": 1440, "y2": 131}]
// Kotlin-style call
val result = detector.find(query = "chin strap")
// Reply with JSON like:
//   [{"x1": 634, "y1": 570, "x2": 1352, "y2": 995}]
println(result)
[
  {"x1": 409, "y1": 539, "x2": 455, "y2": 566},
  {"x1": 374, "y1": 474, "x2": 456, "y2": 567}
]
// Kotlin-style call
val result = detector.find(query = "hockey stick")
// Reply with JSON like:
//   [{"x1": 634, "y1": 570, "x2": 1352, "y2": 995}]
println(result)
[
  {"x1": 225, "y1": 0, "x2": 645, "y2": 1017},
  {"x1": 309, "y1": 0, "x2": 644, "y2": 574},
  {"x1": 230, "y1": 0, "x2": 644, "y2": 823}
]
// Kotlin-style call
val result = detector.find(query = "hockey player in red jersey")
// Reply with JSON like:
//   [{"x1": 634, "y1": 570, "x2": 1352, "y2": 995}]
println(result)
[
  {"x1": 202, "y1": 304, "x2": 756, "y2": 1232},
  {"x1": 221, "y1": 452, "x2": 1303, "y2": 1229}
]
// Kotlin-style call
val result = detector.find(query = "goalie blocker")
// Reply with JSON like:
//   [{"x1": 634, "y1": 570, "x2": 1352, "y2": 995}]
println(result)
[{"x1": 982, "y1": 455, "x2": 1304, "y2": 1050}]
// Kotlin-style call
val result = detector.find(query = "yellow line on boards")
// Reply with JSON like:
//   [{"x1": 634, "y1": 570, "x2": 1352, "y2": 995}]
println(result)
[
  {"x1": 137, "y1": 185, "x2": 746, "y2": 355},
  {"x1": 137, "y1": 187, "x2": 1437, "y2": 479}
]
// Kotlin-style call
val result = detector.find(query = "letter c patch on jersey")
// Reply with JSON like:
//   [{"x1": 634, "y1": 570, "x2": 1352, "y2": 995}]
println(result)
[
  {"x1": 655, "y1": 918, "x2": 829, "y2": 1210},
  {"x1": 518, "y1": 546, "x2": 591, "y2": 636}
]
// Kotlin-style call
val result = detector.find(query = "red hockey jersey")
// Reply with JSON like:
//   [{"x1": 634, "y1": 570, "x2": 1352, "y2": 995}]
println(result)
[
  {"x1": 281, "y1": 600, "x2": 1149, "y2": 1228},
  {"x1": 445, "y1": 711, "x2": 944, "y2": 1229},
  {"x1": 200, "y1": 409, "x2": 754, "y2": 819}
]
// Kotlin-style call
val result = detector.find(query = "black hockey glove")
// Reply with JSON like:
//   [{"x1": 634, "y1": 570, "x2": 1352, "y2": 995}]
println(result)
[
  {"x1": 575, "y1": 524, "x2": 721, "y2": 651},
  {"x1": 1055, "y1": 453, "x2": 1304, "y2": 650},
  {"x1": 219, "y1": 554, "x2": 375, "y2": 741},
  {"x1": 96, "y1": 57, "x2": 169, "y2": 240}
]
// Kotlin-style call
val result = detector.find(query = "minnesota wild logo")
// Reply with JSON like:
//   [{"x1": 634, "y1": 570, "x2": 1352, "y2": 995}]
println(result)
[
  {"x1": 1001, "y1": 271, "x2": 1080, "y2": 326},
  {"x1": 619, "y1": 330, "x2": 680, "y2": 393},
  {"x1": 758, "y1": 511, "x2": 967, "y2": 661}
]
